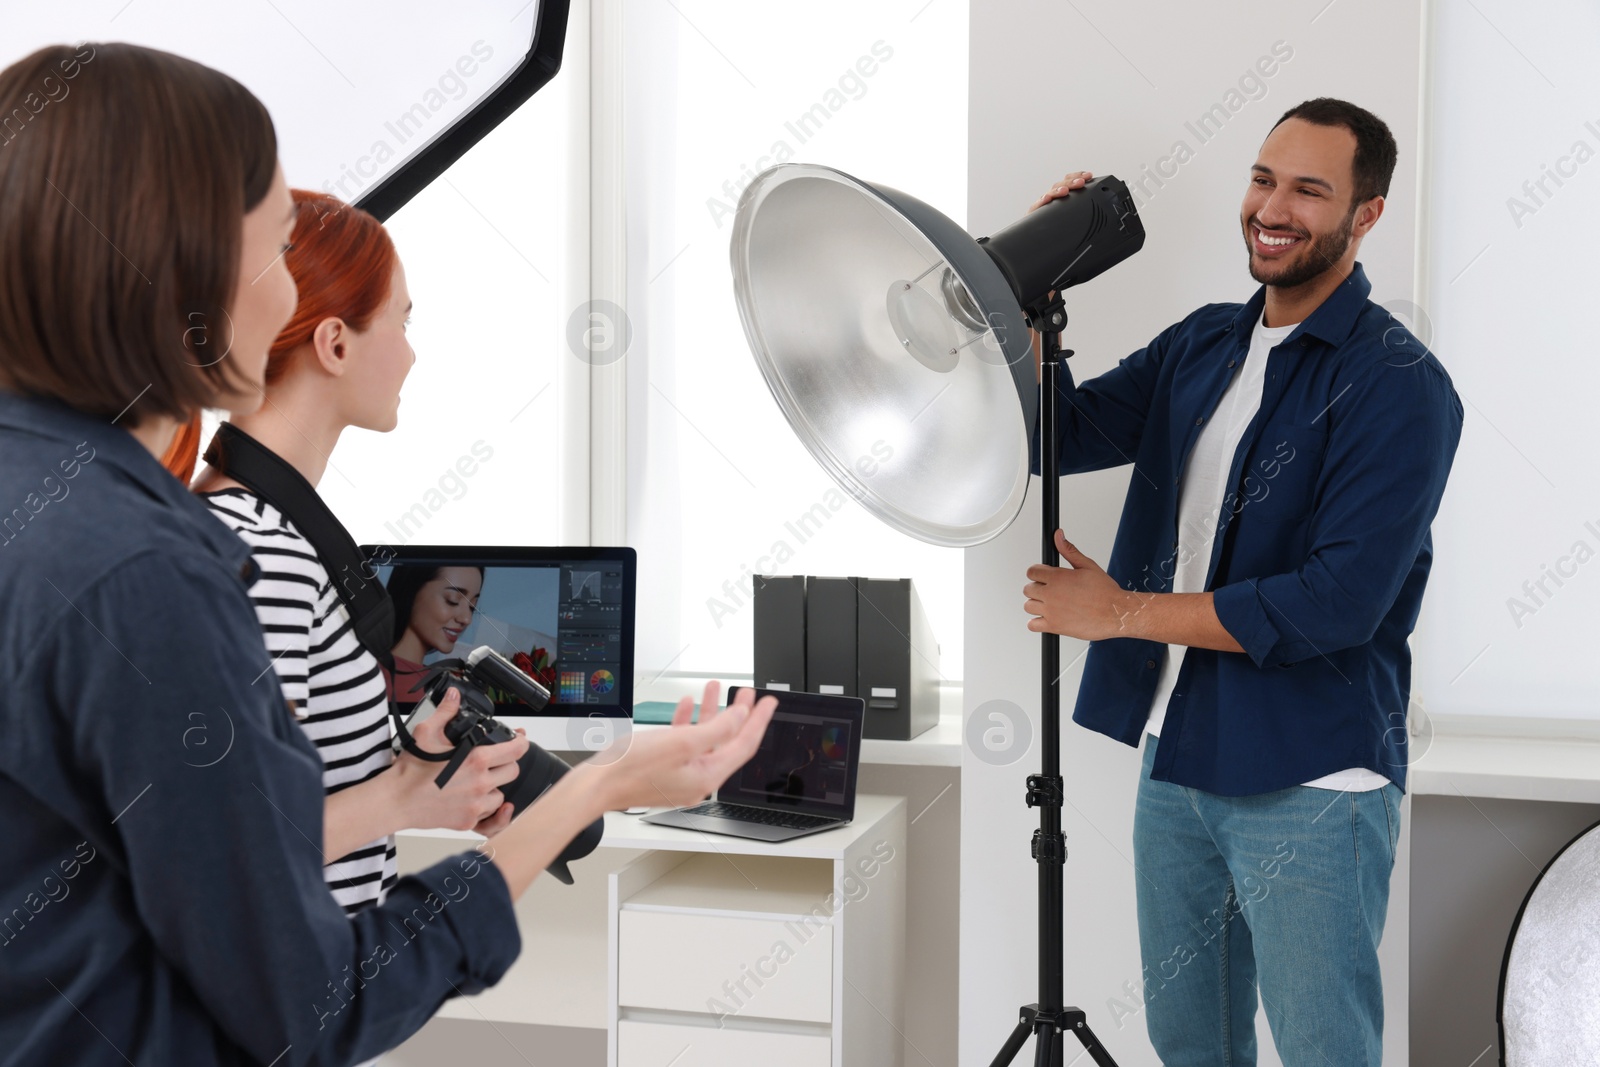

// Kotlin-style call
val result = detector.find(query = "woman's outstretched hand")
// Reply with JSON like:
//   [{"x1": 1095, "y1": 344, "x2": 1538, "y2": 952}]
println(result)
[
  {"x1": 488, "y1": 681, "x2": 776, "y2": 898},
  {"x1": 587, "y1": 681, "x2": 777, "y2": 811}
]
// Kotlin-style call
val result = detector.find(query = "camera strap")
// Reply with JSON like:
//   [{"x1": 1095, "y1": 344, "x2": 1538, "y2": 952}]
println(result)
[
  {"x1": 204, "y1": 423, "x2": 396, "y2": 663},
  {"x1": 405, "y1": 660, "x2": 478, "y2": 772},
  {"x1": 200, "y1": 424, "x2": 443, "y2": 759}
]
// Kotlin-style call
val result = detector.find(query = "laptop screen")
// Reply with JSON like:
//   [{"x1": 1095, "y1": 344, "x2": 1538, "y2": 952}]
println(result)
[
  {"x1": 721, "y1": 688, "x2": 864, "y2": 819},
  {"x1": 361, "y1": 545, "x2": 636, "y2": 718}
]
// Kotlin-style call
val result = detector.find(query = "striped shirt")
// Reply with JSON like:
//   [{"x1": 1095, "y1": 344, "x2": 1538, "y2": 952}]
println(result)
[{"x1": 202, "y1": 487, "x2": 398, "y2": 913}]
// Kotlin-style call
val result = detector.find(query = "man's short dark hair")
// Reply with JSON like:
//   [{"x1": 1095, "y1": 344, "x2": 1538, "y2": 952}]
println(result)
[
  {"x1": 0, "y1": 43, "x2": 278, "y2": 426},
  {"x1": 1271, "y1": 98, "x2": 1398, "y2": 207}
]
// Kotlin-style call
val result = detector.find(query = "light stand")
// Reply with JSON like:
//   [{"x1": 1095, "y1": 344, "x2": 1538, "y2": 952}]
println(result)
[
  {"x1": 988, "y1": 296, "x2": 1117, "y2": 1067},
  {"x1": 727, "y1": 164, "x2": 1145, "y2": 1067}
]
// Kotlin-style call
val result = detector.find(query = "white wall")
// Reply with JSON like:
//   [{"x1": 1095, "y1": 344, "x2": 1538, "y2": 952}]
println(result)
[
  {"x1": 962, "y1": 2, "x2": 1423, "y2": 1063},
  {"x1": 619, "y1": 1, "x2": 971, "y2": 683}
]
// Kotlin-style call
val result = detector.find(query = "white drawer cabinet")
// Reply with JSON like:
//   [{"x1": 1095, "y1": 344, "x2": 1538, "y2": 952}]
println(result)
[
  {"x1": 607, "y1": 799, "x2": 907, "y2": 1067},
  {"x1": 618, "y1": 1020, "x2": 831, "y2": 1067},
  {"x1": 619, "y1": 909, "x2": 834, "y2": 1021}
]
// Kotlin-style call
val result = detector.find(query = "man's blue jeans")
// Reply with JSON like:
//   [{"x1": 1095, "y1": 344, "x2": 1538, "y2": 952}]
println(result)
[{"x1": 1132, "y1": 735, "x2": 1401, "y2": 1066}]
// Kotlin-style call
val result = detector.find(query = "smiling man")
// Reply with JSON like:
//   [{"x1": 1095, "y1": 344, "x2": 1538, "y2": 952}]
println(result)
[{"x1": 1022, "y1": 99, "x2": 1463, "y2": 1065}]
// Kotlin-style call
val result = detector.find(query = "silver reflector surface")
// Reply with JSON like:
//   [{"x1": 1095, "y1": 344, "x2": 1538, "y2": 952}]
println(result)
[
  {"x1": 730, "y1": 164, "x2": 1036, "y2": 548},
  {"x1": 1501, "y1": 820, "x2": 1600, "y2": 1063}
]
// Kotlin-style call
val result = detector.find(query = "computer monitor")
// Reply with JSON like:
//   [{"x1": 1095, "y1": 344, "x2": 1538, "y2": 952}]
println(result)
[{"x1": 363, "y1": 545, "x2": 636, "y2": 726}]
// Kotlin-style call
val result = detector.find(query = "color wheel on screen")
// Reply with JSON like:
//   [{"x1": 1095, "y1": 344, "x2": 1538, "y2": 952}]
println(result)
[
  {"x1": 589, "y1": 669, "x2": 616, "y2": 695},
  {"x1": 821, "y1": 726, "x2": 845, "y2": 760}
]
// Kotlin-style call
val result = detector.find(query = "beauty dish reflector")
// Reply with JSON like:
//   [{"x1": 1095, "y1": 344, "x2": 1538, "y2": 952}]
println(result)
[
  {"x1": 730, "y1": 164, "x2": 1037, "y2": 547},
  {"x1": 730, "y1": 164, "x2": 1143, "y2": 547}
]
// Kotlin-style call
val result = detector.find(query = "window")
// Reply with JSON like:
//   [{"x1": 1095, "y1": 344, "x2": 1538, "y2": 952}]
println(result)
[
  {"x1": 1413, "y1": 0, "x2": 1600, "y2": 718},
  {"x1": 620, "y1": 1, "x2": 970, "y2": 681},
  {"x1": 311, "y1": 49, "x2": 575, "y2": 550}
]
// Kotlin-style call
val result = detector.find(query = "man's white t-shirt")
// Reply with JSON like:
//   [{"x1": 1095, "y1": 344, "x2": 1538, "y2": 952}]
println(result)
[{"x1": 1145, "y1": 312, "x2": 1389, "y2": 792}]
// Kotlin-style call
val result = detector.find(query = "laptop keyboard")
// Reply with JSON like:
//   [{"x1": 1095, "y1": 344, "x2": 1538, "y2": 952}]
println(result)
[{"x1": 683, "y1": 801, "x2": 838, "y2": 831}]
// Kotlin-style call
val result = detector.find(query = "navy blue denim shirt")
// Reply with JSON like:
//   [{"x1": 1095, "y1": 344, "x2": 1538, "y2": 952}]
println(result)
[
  {"x1": 1034, "y1": 263, "x2": 1462, "y2": 795},
  {"x1": 0, "y1": 392, "x2": 520, "y2": 1065}
]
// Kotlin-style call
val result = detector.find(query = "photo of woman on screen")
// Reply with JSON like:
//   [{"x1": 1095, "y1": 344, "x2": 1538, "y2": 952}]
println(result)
[{"x1": 385, "y1": 563, "x2": 485, "y2": 701}]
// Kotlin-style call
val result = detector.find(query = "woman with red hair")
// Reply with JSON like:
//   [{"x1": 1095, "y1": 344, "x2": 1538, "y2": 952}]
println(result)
[{"x1": 190, "y1": 190, "x2": 524, "y2": 914}]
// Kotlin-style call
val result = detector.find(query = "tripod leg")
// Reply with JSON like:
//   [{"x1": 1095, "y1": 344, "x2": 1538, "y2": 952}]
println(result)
[
  {"x1": 1067, "y1": 1017, "x2": 1119, "y2": 1067},
  {"x1": 1031, "y1": 1022, "x2": 1058, "y2": 1067},
  {"x1": 988, "y1": 1013, "x2": 1035, "y2": 1067}
]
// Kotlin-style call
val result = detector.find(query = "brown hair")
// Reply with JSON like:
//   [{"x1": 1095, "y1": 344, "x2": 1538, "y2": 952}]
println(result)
[{"x1": 0, "y1": 43, "x2": 278, "y2": 426}]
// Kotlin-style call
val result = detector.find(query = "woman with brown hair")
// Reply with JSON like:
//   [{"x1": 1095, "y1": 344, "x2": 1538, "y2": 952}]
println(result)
[{"x1": 0, "y1": 43, "x2": 773, "y2": 1066}]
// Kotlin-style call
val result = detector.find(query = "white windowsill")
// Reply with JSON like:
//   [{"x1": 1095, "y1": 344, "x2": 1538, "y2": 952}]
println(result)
[{"x1": 1410, "y1": 713, "x2": 1600, "y2": 804}]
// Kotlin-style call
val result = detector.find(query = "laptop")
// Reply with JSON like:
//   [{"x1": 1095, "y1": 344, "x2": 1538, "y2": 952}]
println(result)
[{"x1": 641, "y1": 687, "x2": 865, "y2": 842}]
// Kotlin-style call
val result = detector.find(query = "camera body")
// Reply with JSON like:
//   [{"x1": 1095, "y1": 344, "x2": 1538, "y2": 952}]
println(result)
[
  {"x1": 439, "y1": 675, "x2": 523, "y2": 749},
  {"x1": 400, "y1": 646, "x2": 604, "y2": 884}
]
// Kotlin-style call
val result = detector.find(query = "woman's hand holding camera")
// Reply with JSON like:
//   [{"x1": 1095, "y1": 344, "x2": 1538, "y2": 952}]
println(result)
[
  {"x1": 390, "y1": 686, "x2": 528, "y2": 836},
  {"x1": 324, "y1": 687, "x2": 527, "y2": 859}
]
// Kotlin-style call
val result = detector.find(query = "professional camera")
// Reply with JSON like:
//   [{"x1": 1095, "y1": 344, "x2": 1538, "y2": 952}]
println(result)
[{"x1": 394, "y1": 645, "x2": 603, "y2": 884}]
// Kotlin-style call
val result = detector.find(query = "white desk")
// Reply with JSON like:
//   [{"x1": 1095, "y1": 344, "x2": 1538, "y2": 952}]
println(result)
[
  {"x1": 397, "y1": 689, "x2": 961, "y2": 1066},
  {"x1": 397, "y1": 796, "x2": 916, "y2": 1066},
  {"x1": 608, "y1": 797, "x2": 907, "y2": 1067}
]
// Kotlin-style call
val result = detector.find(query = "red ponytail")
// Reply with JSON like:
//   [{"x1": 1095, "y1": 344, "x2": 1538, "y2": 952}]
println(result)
[{"x1": 159, "y1": 412, "x2": 203, "y2": 485}]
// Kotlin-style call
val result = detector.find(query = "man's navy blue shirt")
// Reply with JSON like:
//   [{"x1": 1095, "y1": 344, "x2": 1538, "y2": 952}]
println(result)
[
  {"x1": 1035, "y1": 263, "x2": 1462, "y2": 796},
  {"x1": 0, "y1": 392, "x2": 521, "y2": 1065}
]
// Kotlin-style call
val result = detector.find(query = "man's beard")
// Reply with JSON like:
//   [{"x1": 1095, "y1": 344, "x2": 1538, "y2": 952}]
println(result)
[{"x1": 1244, "y1": 205, "x2": 1356, "y2": 289}]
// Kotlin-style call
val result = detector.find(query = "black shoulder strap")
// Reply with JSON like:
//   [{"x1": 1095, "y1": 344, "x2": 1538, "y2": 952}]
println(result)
[{"x1": 203, "y1": 423, "x2": 395, "y2": 666}]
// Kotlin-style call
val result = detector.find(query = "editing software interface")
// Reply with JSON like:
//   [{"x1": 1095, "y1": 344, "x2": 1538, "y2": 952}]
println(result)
[
  {"x1": 553, "y1": 564, "x2": 626, "y2": 707},
  {"x1": 375, "y1": 552, "x2": 632, "y2": 716}
]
